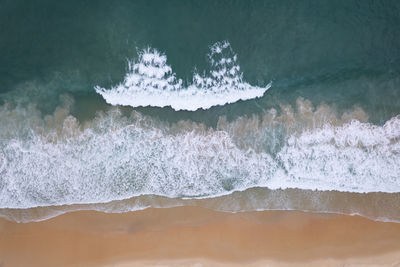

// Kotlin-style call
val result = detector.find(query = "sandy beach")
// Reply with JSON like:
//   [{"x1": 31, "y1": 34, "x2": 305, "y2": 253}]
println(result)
[{"x1": 1, "y1": 207, "x2": 400, "y2": 266}]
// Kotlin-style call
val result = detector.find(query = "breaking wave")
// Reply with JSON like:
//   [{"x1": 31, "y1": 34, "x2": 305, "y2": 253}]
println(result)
[
  {"x1": 0, "y1": 96, "x2": 399, "y2": 211},
  {"x1": 95, "y1": 41, "x2": 271, "y2": 111}
]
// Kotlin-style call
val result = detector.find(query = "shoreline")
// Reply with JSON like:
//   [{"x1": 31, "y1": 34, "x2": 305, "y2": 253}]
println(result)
[{"x1": 1, "y1": 207, "x2": 400, "y2": 266}]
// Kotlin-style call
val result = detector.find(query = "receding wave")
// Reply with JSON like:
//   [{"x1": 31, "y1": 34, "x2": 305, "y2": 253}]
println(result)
[
  {"x1": 2, "y1": 189, "x2": 400, "y2": 223},
  {"x1": 95, "y1": 41, "x2": 271, "y2": 111},
  {"x1": 0, "y1": 95, "x2": 399, "y2": 218}
]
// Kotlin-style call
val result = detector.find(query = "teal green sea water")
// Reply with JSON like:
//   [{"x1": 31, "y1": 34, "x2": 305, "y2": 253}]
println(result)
[{"x1": 0, "y1": 0, "x2": 399, "y2": 222}]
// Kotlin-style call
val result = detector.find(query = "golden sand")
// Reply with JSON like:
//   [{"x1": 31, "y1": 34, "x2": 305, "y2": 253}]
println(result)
[{"x1": 1, "y1": 207, "x2": 400, "y2": 266}]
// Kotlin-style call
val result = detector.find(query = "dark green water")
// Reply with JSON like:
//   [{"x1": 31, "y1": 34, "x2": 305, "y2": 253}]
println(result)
[
  {"x1": 0, "y1": 0, "x2": 400, "y2": 222},
  {"x1": 1, "y1": 0, "x2": 400, "y2": 120}
]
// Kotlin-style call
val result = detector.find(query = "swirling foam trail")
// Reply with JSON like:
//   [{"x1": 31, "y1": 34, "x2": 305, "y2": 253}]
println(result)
[{"x1": 95, "y1": 41, "x2": 271, "y2": 111}]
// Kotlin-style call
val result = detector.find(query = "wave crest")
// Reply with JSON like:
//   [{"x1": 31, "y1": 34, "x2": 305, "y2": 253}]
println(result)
[{"x1": 95, "y1": 41, "x2": 271, "y2": 111}]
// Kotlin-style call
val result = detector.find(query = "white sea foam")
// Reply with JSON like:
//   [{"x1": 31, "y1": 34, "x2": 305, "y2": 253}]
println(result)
[
  {"x1": 0, "y1": 97, "x2": 399, "y2": 210},
  {"x1": 276, "y1": 116, "x2": 400, "y2": 192},
  {"x1": 95, "y1": 41, "x2": 271, "y2": 111}
]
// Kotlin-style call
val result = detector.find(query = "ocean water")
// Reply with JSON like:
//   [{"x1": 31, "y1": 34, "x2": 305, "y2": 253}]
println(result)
[{"x1": 1, "y1": 0, "x2": 400, "y2": 222}]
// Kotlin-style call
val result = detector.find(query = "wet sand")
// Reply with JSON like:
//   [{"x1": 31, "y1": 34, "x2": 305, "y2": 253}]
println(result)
[{"x1": 1, "y1": 207, "x2": 400, "y2": 266}]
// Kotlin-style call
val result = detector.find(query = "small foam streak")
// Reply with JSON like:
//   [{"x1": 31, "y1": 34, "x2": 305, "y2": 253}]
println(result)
[{"x1": 95, "y1": 41, "x2": 271, "y2": 111}]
